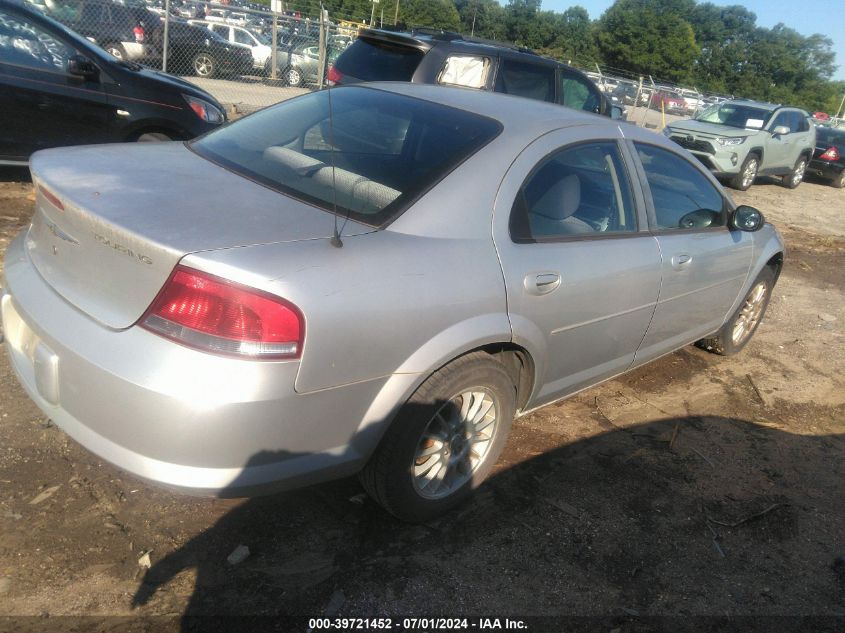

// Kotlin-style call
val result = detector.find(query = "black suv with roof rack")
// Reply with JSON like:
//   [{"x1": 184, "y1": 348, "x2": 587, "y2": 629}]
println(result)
[{"x1": 329, "y1": 28, "x2": 621, "y2": 119}]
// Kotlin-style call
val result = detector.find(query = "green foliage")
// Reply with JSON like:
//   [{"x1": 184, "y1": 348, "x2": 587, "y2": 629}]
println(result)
[
  {"x1": 398, "y1": 0, "x2": 461, "y2": 30},
  {"x1": 596, "y1": 0, "x2": 700, "y2": 83},
  {"x1": 288, "y1": 0, "x2": 843, "y2": 113}
]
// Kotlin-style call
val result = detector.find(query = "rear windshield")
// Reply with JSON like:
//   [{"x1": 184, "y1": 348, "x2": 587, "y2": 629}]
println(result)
[
  {"x1": 818, "y1": 127, "x2": 845, "y2": 146},
  {"x1": 190, "y1": 86, "x2": 502, "y2": 227},
  {"x1": 334, "y1": 36, "x2": 425, "y2": 81}
]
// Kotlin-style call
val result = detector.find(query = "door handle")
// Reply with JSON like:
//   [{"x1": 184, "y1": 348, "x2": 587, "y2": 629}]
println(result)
[
  {"x1": 524, "y1": 272, "x2": 561, "y2": 295},
  {"x1": 671, "y1": 253, "x2": 692, "y2": 269}
]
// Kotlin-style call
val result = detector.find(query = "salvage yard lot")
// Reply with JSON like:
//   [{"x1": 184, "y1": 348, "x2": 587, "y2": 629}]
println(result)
[{"x1": 0, "y1": 166, "x2": 843, "y2": 621}]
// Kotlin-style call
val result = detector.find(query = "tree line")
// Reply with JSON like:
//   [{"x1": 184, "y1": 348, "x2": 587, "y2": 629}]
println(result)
[{"x1": 280, "y1": 0, "x2": 844, "y2": 113}]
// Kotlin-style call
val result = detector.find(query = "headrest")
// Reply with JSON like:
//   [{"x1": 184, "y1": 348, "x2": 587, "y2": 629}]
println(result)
[{"x1": 532, "y1": 173, "x2": 580, "y2": 220}]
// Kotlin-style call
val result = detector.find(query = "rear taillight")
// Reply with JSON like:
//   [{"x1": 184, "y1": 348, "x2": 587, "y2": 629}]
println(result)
[
  {"x1": 141, "y1": 266, "x2": 304, "y2": 359},
  {"x1": 327, "y1": 64, "x2": 342, "y2": 86},
  {"x1": 133, "y1": 26, "x2": 145, "y2": 43},
  {"x1": 38, "y1": 185, "x2": 64, "y2": 212},
  {"x1": 820, "y1": 146, "x2": 840, "y2": 160}
]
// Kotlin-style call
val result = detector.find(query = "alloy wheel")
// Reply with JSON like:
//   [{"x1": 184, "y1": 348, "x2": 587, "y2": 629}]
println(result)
[
  {"x1": 732, "y1": 281, "x2": 768, "y2": 346},
  {"x1": 411, "y1": 388, "x2": 498, "y2": 500},
  {"x1": 741, "y1": 157, "x2": 758, "y2": 189},
  {"x1": 791, "y1": 159, "x2": 806, "y2": 187},
  {"x1": 194, "y1": 55, "x2": 215, "y2": 77}
]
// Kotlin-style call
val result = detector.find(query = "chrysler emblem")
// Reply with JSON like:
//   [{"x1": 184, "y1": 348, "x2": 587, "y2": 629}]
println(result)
[{"x1": 45, "y1": 220, "x2": 79, "y2": 245}]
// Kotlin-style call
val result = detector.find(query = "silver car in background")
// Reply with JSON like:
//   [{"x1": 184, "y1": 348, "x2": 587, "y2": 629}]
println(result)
[{"x1": 1, "y1": 84, "x2": 784, "y2": 522}]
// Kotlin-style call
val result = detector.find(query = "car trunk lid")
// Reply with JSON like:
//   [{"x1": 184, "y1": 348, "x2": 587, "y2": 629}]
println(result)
[{"x1": 26, "y1": 143, "x2": 371, "y2": 329}]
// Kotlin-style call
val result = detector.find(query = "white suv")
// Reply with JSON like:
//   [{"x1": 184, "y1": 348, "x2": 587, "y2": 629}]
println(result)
[{"x1": 191, "y1": 20, "x2": 270, "y2": 72}]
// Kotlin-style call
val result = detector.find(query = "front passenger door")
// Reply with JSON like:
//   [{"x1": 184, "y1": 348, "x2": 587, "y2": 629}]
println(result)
[{"x1": 631, "y1": 142, "x2": 753, "y2": 364}]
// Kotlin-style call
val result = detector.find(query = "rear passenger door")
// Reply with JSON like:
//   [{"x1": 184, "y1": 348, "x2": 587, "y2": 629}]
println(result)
[
  {"x1": 630, "y1": 141, "x2": 752, "y2": 364},
  {"x1": 493, "y1": 126, "x2": 662, "y2": 407}
]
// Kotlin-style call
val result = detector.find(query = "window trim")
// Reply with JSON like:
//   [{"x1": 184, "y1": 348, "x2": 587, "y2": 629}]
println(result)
[
  {"x1": 629, "y1": 139, "x2": 731, "y2": 234},
  {"x1": 509, "y1": 138, "x2": 641, "y2": 244}
]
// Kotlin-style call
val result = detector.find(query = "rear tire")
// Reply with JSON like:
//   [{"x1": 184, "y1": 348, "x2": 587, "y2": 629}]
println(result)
[
  {"x1": 193, "y1": 53, "x2": 217, "y2": 78},
  {"x1": 136, "y1": 132, "x2": 173, "y2": 142},
  {"x1": 360, "y1": 352, "x2": 516, "y2": 523},
  {"x1": 697, "y1": 266, "x2": 775, "y2": 356},
  {"x1": 104, "y1": 42, "x2": 126, "y2": 60},
  {"x1": 783, "y1": 156, "x2": 807, "y2": 189},
  {"x1": 831, "y1": 170, "x2": 845, "y2": 189}
]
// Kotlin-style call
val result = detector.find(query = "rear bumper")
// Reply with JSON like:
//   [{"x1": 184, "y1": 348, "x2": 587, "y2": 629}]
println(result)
[
  {"x1": 1, "y1": 231, "x2": 387, "y2": 496},
  {"x1": 808, "y1": 158, "x2": 844, "y2": 181}
]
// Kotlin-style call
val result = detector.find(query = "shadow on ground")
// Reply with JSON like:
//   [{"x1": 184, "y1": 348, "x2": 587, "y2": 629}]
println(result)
[{"x1": 129, "y1": 414, "x2": 845, "y2": 626}]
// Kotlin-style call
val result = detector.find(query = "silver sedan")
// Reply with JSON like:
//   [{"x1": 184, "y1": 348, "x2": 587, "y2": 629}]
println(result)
[{"x1": 1, "y1": 83, "x2": 784, "y2": 522}]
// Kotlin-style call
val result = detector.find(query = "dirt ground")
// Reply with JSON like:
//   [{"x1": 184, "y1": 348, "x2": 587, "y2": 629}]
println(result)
[{"x1": 0, "y1": 163, "x2": 843, "y2": 630}]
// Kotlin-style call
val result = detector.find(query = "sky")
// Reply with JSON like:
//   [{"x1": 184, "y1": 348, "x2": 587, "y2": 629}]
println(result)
[{"x1": 542, "y1": 0, "x2": 845, "y2": 81}]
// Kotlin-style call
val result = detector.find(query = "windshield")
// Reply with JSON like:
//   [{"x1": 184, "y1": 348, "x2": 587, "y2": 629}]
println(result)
[
  {"x1": 190, "y1": 87, "x2": 502, "y2": 227},
  {"x1": 695, "y1": 103, "x2": 773, "y2": 130}
]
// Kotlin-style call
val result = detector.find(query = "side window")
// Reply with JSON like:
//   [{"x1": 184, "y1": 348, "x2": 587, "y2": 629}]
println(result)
[
  {"x1": 437, "y1": 54, "x2": 489, "y2": 89},
  {"x1": 635, "y1": 143, "x2": 725, "y2": 231},
  {"x1": 770, "y1": 112, "x2": 792, "y2": 133},
  {"x1": 210, "y1": 23, "x2": 227, "y2": 37},
  {"x1": 234, "y1": 28, "x2": 253, "y2": 46},
  {"x1": 511, "y1": 141, "x2": 637, "y2": 241},
  {"x1": 495, "y1": 58, "x2": 554, "y2": 103},
  {"x1": 0, "y1": 10, "x2": 73, "y2": 73},
  {"x1": 80, "y1": 3, "x2": 105, "y2": 24},
  {"x1": 559, "y1": 71, "x2": 601, "y2": 113}
]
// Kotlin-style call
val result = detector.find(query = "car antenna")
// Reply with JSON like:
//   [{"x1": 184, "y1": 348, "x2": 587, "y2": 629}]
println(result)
[{"x1": 326, "y1": 77, "x2": 343, "y2": 248}]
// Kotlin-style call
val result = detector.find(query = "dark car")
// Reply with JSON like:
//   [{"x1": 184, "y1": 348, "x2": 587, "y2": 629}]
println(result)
[
  {"x1": 45, "y1": 0, "x2": 162, "y2": 61},
  {"x1": 808, "y1": 126, "x2": 845, "y2": 188},
  {"x1": 329, "y1": 28, "x2": 620, "y2": 118},
  {"x1": 0, "y1": 0, "x2": 226, "y2": 163},
  {"x1": 164, "y1": 21, "x2": 253, "y2": 78}
]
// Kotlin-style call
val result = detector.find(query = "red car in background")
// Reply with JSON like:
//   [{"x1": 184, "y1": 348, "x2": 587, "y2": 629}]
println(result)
[{"x1": 650, "y1": 90, "x2": 686, "y2": 114}]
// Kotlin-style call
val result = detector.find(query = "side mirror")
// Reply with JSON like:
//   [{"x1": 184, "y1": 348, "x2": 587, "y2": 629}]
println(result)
[
  {"x1": 610, "y1": 105, "x2": 624, "y2": 120},
  {"x1": 731, "y1": 205, "x2": 765, "y2": 232},
  {"x1": 67, "y1": 54, "x2": 99, "y2": 81},
  {"x1": 772, "y1": 125, "x2": 790, "y2": 136}
]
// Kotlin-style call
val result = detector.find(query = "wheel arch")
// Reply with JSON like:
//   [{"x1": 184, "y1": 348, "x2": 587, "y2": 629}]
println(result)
[{"x1": 350, "y1": 319, "x2": 537, "y2": 464}]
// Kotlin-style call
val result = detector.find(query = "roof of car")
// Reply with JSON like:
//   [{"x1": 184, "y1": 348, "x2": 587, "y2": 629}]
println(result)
[
  {"x1": 356, "y1": 82, "x2": 608, "y2": 134},
  {"x1": 358, "y1": 28, "x2": 540, "y2": 57},
  {"x1": 727, "y1": 99, "x2": 783, "y2": 111}
]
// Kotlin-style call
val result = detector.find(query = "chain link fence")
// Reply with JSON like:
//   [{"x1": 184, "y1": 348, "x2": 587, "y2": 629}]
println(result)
[
  {"x1": 35, "y1": 0, "x2": 355, "y2": 113},
  {"x1": 28, "y1": 0, "x2": 733, "y2": 126}
]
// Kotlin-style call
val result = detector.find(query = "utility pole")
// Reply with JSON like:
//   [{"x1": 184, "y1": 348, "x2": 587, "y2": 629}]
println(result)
[{"x1": 370, "y1": 0, "x2": 378, "y2": 26}]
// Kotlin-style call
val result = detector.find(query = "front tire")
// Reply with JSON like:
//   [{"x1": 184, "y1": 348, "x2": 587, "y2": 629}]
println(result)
[
  {"x1": 104, "y1": 42, "x2": 126, "y2": 60},
  {"x1": 697, "y1": 266, "x2": 775, "y2": 356},
  {"x1": 136, "y1": 132, "x2": 173, "y2": 142},
  {"x1": 360, "y1": 352, "x2": 516, "y2": 523},
  {"x1": 783, "y1": 156, "x2": 807, "y2": 189},
  {"x1": 730, "y1": 153, "x2": 759, "y2": 191}
]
